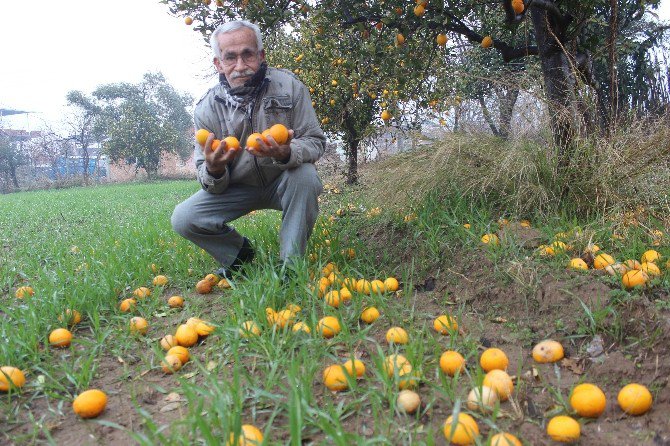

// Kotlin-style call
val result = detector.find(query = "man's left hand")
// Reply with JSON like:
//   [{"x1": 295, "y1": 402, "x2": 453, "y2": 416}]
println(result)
[{"x1": 246, "y1": 129, "x2": 294, "y2": 162}]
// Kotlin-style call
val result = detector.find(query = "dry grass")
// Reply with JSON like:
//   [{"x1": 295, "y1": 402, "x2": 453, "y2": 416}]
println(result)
[{"x1": 361, "y1": 115, "x2": 670, "y2": 222}]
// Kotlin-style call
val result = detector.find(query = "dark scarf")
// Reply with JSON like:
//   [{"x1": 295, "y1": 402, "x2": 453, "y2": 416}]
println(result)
[{"x1": 219, "y1": 62, "x2": 268, "y2": 108}]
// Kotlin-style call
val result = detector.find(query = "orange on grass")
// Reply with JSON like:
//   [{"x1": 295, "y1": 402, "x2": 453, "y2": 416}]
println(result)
[
  {"x1": 317, "y1": 316, "x2": 341, "y2": 338},
  {"x1": 223, "y1": 136, "x2": 240, "y2": 151},
  {"x1": 0, "y1": 366, "x2": 26, "y2": 391},
  {"x1": 436, "y1": 33, "x2": 448, "y2": 46},
  {"x1": 443, "y1": 413, "x2": 480, "y2": 445},
  {"x1": 370, "y1": 279, "x2": 385, "y2": 294},
  {"x1": 342, "y1": 359, "x2": 365, "y2": 378},
  {"x1": 133, "y1": 286, "x2": 151, "y2": 298},
  {"x1": 640, "y1": 262, "x2": 661, "y2": 276},
  {"x1": 569, "y1": 258, "x2": 588, "y2": 270},
  {"x1": 339, "y1": 287, "x2": 352, "y2": 302},
  {"x1": 160, "y1": 334, "x2": 178, "y2": 350},
  {"x1": 275, "y1": 309, "x2": 296, "y2": 328},
  {"x1": 175, "y1": 324, "x2": 198, "y2": 347},
  {"x1": 167, "y1": 346, "x2": 190, "y2": 364},
  {"x1": 161, "y1": 354, "x2": 182, "y2": 374},
  {"x1": 466, "y1": 386, "x2": 499, "y2": 413},
  {"x1": 240, "y1": 321, "x2": 262, "y2": 337},
  {"x1": 491, "y1": 432, "x2": 522, "y2": 446},
  {"x1": 129, "y1": 317, "x2": 148, "y2": 335},
  {"x1": 72, "y1": 389, "x2": 107, "y2": 418},
  {"x1": 152, "y1": 275, "x2": 168, "y2": 286},
  {"x1": 618, "y1": 383, "x2": 653, "y2": 415},
  {"x1": 384, "y1": 354, "x2": 411, "y2": 377},
  {"x1": 532, "y1": 339, "x2": 565, "y2": 363},
  {"x1": 268, "y1": 124, "x2": 289, "y2": 145},
  {"x1": 483, "y1": 369, "x2": 514, "y2": 401},
  {"x1": 167, "y1": 295, "x2": 184, "y2": 308},
  {"x1": 218, "y1": 278, "x2": 232, "y2": 289},
  {"x1": 324, "y1": 290, "x2": 342, "y2": 308},
  {"x1": 323, "y1": 365, "x2": 349, "y2": 391},
  {"x1": 49, "y1": 328, "x2": 73, "y2": 348},
  {"x1": 386, "y1": 327, "x2": 409, "y2": 345},
  {"x1": 641, "y1": 249, "x2": 661, "y2": 264},
  {"x1": 397, "y1": 368, "x2": 419, "y2": 390},
  {"x1": 196, "y1": 279, "x2": 213, "y2": 294},
  {"x1": 195, "y1": 129, "x2": 210, "y2": 146},
  {"x1": 546, "y1": 415, "x2": 580, "y2": 443},
  {"x1": 292, "y1": 321, "x2": 311, "y2": 333},
  {"x1": 439, "y1": 351, "x2": 466, "y2": 376},
  {"x1": 480, "y1": 348, "x2": 509, "y2": 372},
  {"x1": 433, "y1": 315, "x2": 458, "y2": 334},
  {"x1": 228, "y1": 424, "x2": 264, "y2": 445},
  {"x1": 570, "y1": 383, "x2": 606, "y2": 418},
  {"x1": 360, "y1": 307, "x2": 380, "y2": 324},
  {"x1": 195, "y1": 321, "x2": 215, "y2": 337},
  {"x1": 119, "y1": 298, "x2": 136, "y2": 313},
  {"x1": 246, "y1": 132, "x2": 266, "y2": 149},
  {"x1": 622, "y1": 269, "x2": 648, "y2": 289},
  {"x1": 593, "y1": 253, "x2": 615, "y2": 269},
  {"x1": 622, "y1": 259, "x2": 642, "y2": 271},
  {"x1": 383, "y1": 277, "x2": 399, "y2": 292},
  {"x1": 186, "y1": 317, "x2": 204, "y2": 328},
  {"x1": 356, "y1": 279, "x2": 372, "y2": 294},
  {"x1": 397, "y1": 389, "x2": 421, "y2": 414},
  {"x1": 204, "y1": 273, "x2": 219, "y2": 285},
  {"x1": 58, "y1": 309, "x2": 82, "y2": 326},
  {"x1": 321, "y1": 262, "x2": 338, "y2": 276},
  {"x1": 15, "y1": 286, "x2": 35, "y2": 298},
  {"x1": 481, "y1": 233, "x2": 499, "y2": 245}
]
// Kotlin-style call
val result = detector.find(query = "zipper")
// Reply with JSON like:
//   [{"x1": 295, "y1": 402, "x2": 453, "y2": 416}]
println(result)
[{"x1": 249, "y1": 88, "x2": 267, "y2": 188}]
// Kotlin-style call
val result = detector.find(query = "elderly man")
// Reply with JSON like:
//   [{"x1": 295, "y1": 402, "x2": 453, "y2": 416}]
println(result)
[{"x1": 171, "y1": 20, "x2": 326, "y2": 279}]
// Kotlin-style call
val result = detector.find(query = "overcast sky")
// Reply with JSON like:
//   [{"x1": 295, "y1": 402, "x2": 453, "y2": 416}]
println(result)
[{"x1": 1, "y1": 0, "x2": 669, "y2": 133}]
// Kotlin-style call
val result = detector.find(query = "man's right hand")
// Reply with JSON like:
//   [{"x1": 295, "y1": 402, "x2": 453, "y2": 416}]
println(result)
[{"x1": 201, "y1": 133, "x2": 240, "y2": 177}]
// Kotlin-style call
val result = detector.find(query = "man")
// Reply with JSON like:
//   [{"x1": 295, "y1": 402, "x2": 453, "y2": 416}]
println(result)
[{"x1": 171, "y1": 20, "x2": 326, "y2": 279}]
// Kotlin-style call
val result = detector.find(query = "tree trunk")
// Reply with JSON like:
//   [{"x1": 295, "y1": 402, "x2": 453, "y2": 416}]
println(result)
[
  {"x1": 477, "y1": 94, "x2": 501, "y2": 136},
  {"x1": 608, "y1": 0, "x2": 618, "y2": 132},
  {"x1": 498, "y1": 88, "x2": 519, "y2": 139},
  {"x1": 9, "y1": 158, "x2": 19, "y2": 188},
  {"x1": 345, "y1": 138, "x2": 359, "y2": 185}
]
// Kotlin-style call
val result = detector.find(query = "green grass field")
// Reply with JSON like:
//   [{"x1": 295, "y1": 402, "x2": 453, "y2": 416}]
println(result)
[{"x1": 1, "y1": 177, "x2": 669, "y2": 445}]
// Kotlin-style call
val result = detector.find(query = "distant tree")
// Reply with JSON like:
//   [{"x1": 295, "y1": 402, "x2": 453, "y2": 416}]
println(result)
[
  {"x1": 65, "y1": 91, "x2": 103, "y2": 182},
  {"x1": 93, "y1": 72, "x2": 193, "y2": 179},
  {"x1": 0, "y1": 129, "x2": 23, "y2": 189}
]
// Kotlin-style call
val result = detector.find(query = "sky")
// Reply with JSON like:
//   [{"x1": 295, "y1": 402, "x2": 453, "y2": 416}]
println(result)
[{"x1": 1, "y1": 0, "x2": 669, "y2": 133}]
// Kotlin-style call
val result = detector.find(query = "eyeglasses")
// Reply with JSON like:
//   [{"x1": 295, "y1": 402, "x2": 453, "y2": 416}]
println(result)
[{"x1": 221, "y1": 49, "x2": 259, "y2": 66}]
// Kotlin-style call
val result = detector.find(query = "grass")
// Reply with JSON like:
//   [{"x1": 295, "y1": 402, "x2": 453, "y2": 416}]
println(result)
[{"x1": 1, "y1": 168, "x2": 669, "y2": 444}]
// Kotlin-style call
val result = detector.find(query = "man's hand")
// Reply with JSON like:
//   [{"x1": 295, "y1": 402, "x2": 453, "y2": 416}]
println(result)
[
  {"x1": 246, "y1": 129, "x2": 294, "y2": 161},
  {"x1": 201, "y1": 133, "x2": 241, "y2": 176}
]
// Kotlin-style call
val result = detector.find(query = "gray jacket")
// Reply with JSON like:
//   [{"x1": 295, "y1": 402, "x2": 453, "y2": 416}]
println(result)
[{"x1": 193, "y1": 67, "x2": 326, "y2": 194}]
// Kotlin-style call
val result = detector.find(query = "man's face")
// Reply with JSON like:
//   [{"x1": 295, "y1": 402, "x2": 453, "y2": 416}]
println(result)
[{"x1": 214, "y1": 27, "x2": 265, "y2": 88}]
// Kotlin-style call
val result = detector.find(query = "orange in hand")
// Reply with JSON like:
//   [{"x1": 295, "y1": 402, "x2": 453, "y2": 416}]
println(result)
[
  {"x1": 223, "y1": 136, "x2": 240, "y2": 151},
  {"x1": 195, "y1": 129, "x2": 210, "y2": 146},
  {"x1": 246, "y1": 132, "x2": 266, "y2": 150},
  {"x1": 269, "y1": 124, "x2": 289, "y2": 144}
]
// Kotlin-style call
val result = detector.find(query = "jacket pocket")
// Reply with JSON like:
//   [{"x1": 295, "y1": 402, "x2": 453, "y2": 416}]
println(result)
[{"x1": 262, "y1": 95, "x2": 293, "y2": 127}]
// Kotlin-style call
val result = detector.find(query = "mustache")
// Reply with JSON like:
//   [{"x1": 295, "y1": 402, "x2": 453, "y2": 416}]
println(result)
[{"x1": 231, "y1": 69, "x2": 255, "y2": 79}]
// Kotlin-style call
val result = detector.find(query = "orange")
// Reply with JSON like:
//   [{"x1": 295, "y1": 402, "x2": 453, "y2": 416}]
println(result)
[
  {"x1": 593, "y1": 253, "x2": 615, "y2": 269},
  {"x1": 228, "y1": 424, "x2": 264, "y2": 445},
  {"x1": 168, "y1": 295, "x2": 184, "y2": 308},
  {"x1": 622, "y1": 269, "x2": 648, "y2": 289},
  {"x1": 185, "y1": 17, "x2": 194, "y2": 25},
  {"x1": 246, "y1": 132, "x2": 265, "y2": 149},
  {"x1": 360, "y1": 307, "x2": 380, "y2": 324},
  {"x1": 384, "y1": 354, "x2": 411, "y2": 377},
  {"x1": 269, "y1": 124, "x2": 289, "y2": 145},
  {"x1": 186, "y1": 317, "x2": 204, "y2": 327},
  {"x1": 395, "y1": 34, "x2": 405, "y2": 46},
  {"x1": 0, "y1": 366, "x2": 26, "y2": 391},
  {"x1": 58, "y1": 309, "x2": 82, "y2": 326},
  {"x1": 160, "y1": 335, "x2": 178, "y2": 350},
  {"x1": 397, "y1": 389, "x2": 421, "y2": 414},
  {"x1": 433, "y1": 315, "x2": 458, "y2": 334},
  {"x1": 439, "y1": 351, "x2": 466, "y2": 376},
  {"x1": 480, "y1": 348, "x2": 509, "y2": 372},
  {"x1": 443, "y1": 413, "x2": 480, "y2": 445},
  {"x1": 292, "y1": 321, "x2": 311, "y2": 333},
  {"x1": 223, "y1": 136, "x2": 240, "y2": 151},
  {"x1": 511, "y1": 0, "x2": 524, "y2": 14},
  {"x1": 204, "y1": 273, "x2": 219, "y2": 285},
  {"x1": 481, "y1": 36, "x2": 493, "y2": 48},
  {"x1": 324, "y1": 290, "x2": 342, "y2": 308},
  {"x1": 119, "y1": 298, "x2": 136, "y2": 312},
  {"x1": 481, "y1": 233, "x2": 499, "y2": 245},
  {"x1": 436, "y1": 34, "x2": 448, "y2": 46},
  {"x1": 175, "y1": 324, "x2": 198, "y2": 347},
  {"x1": 195, "y1": 321, "x2": 215, "y2": 337},
  {"x1": 276, "y1": 309, "x2": 295, "y2": 328},
  {"x1": 622, "y1": 259, "x2": 642, "y2": 271},
  {"x1": 15, "y1": 286, "x2": 35, "y2": 298},
  {"x1": 356, "y1": 279, "x2": 372, "y2": 294},
  {"x1": 386, "y1": 327, "x2": 409, "y2": 345},
  {"x1": 483, "y1": 369, "x2": 514, "y2": 401},
  {"x1": 323, "y1": 365, "x2": 349, "y2": 391},
  {"x1": 317, "y1": 316, "x2": 341, "y2": 338},
  {"x1": 167, "y1": 346, "x2": 190, "y2": 364},
  {"x1": 240, "y1": 321, "x2": 262, "y2": 337},
  {"x1": 339, "y1": 287, "x2": 352, "y2": 302},
  {"x1": 196, "y1": 279, "x2": 213, "y2": 294},
  {"x1": 568, "y1": 258, "x2": 588, "y2": 270},
  {"x1": 466, "y1": 386, "x2": 499, "y2": 413},
  {"x1": 133, "y1": 287, "x2": 151, "y2": 298},
  {"x1": 161, "y1": 354, "x2": 182, "y2": 374},
  {"x1": 640, "y1": 262, "x2": 661, "y2": 276},
  {"x1": 570, "y1": 383, "x2": 606, "y2": 417},
  {"x1": 218, "y1": 278, "x2": 232, "y2": 289},
  {"x1": 397, "y1": 368, "x2": 419, "y2": 390},
  {"x1": 343, "y1": 359, "x2": 365, "y2": 378},
  {"x1": 413, "y1": 4, "x2": 425, "y2": 16},
  {"x1": 532, "y1": 339, "x2": 564, "y2": 363},
  {"x1": 72, "y1": 389, "x2": 107, "y2": 418},
  {"x1": 546, "y1": 415, "x2": 580, "y2": 443},
  {"x1": 641, "y1": 249, "x2": 661, "y2": 264},
  {"x1": 491, "y1": 432, "x2": 522, "y2": 446},
  {"x1": 195, "y1": 129, "x2": 210, "y2": 146},
  {"x1": 370, "y1": 279, "x2": 385, "y2": 294},
  {"x1": 49, "y1": 328, "x2": 73, "y2": 348},
  {"x1": 129, "y1": 317, "x2": 148, "y2": 335},
  {"x1": 383, "y1": 277, "x2": 399, "y2": 292},
  {"x1": 321, "y1": 262, "x2": 338, "y2": 276},
  {"x1": 211, "y1": 139, "x2": 221, "y2": 151},
  {"x1": 153, "y1": 275, "x2": 168, "y2": 286},
  {"x1": 381, "y1": 110, "x2": 391, "y2": 121},
  {"x1": 618, "y1": 383, "x2": 653, "y2": 415}
]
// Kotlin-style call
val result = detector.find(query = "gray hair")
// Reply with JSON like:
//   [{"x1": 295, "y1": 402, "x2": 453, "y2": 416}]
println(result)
[{"x1": 210, "y1": 20, "x2": 264, "y2": 59}]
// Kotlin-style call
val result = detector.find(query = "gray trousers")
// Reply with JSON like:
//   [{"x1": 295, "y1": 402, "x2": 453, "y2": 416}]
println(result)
[{"x1": 171, "y1": 163, "x2": 323, "y2": 268}]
